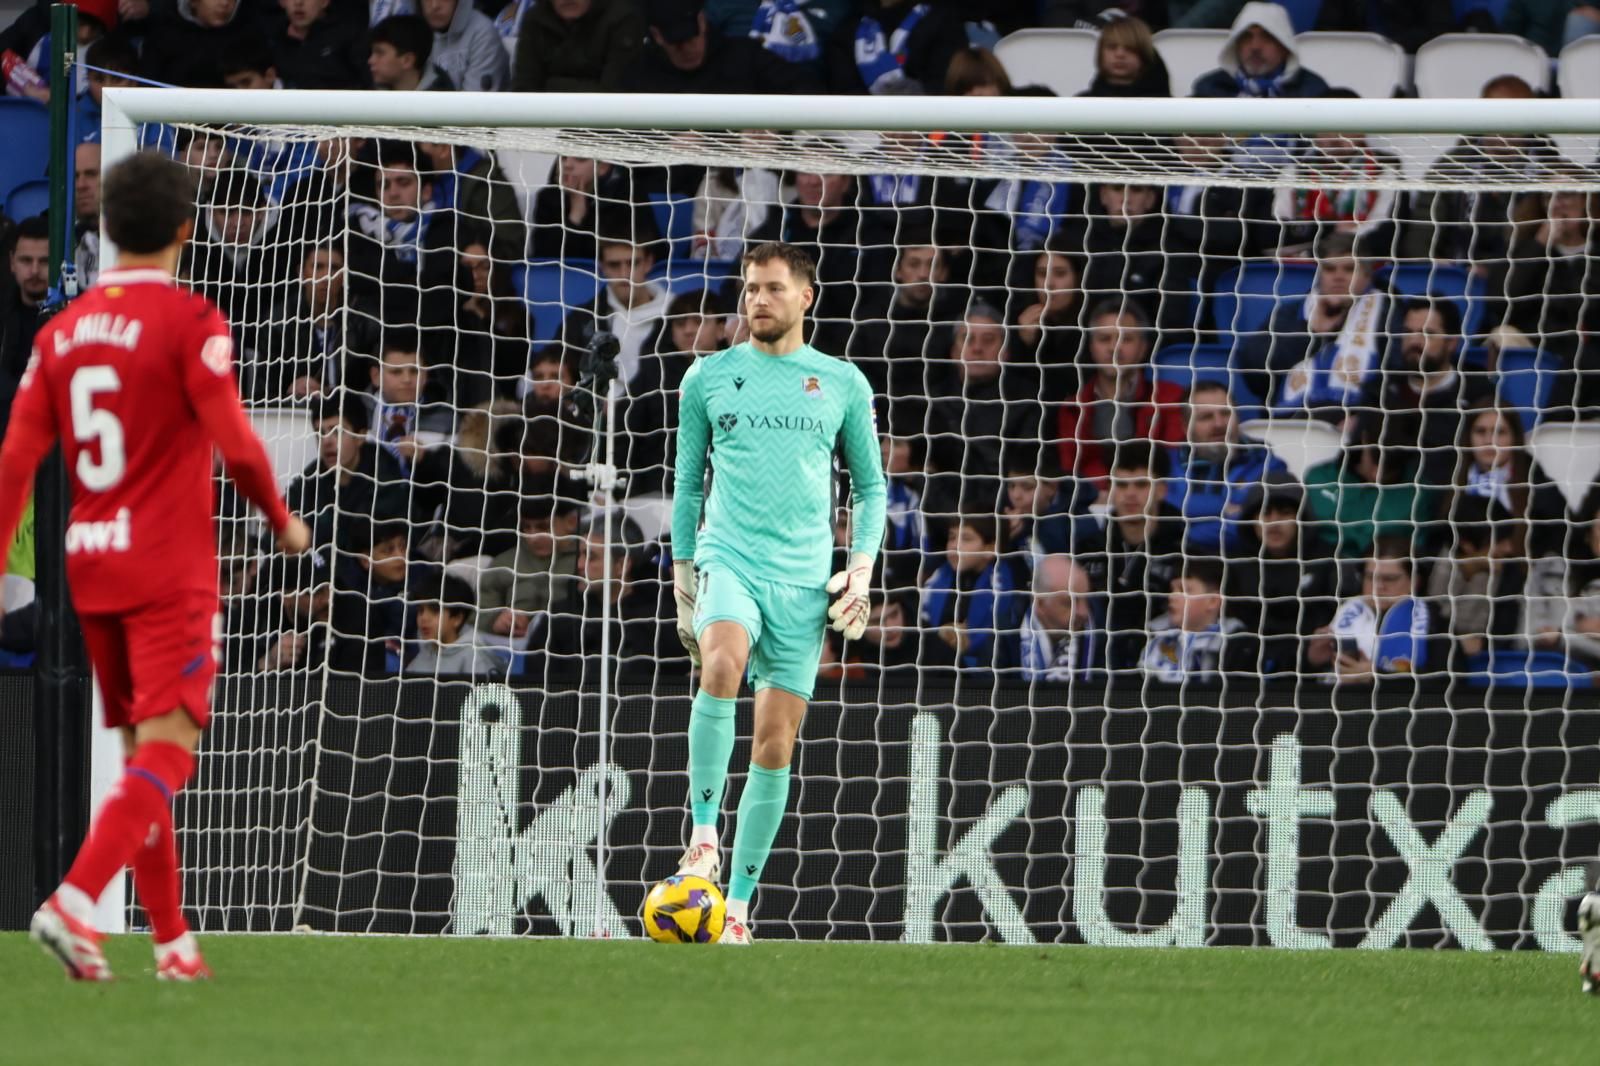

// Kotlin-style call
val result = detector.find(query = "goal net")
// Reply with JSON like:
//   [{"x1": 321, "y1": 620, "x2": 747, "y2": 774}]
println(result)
[{"x1": 101, "y1": 89, "x2": 1600, "y2": 948}]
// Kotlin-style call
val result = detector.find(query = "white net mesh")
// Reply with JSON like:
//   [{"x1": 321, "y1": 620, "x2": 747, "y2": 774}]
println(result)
[{"x1": 130, "y1": 112, "x2": 1600, "y2": 946}]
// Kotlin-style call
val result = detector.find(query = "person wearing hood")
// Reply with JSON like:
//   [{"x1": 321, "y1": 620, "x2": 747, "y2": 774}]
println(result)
[
  {"x1": 1079, "y1": 15, "x2": 1171, "y2": 97},
  {"x1": 512, "y1": 0, "x2": 643, "y2": 92},
  {"x1": 1190, "y1": 1, "x2": 1329, "y2": 98},
  {"x1": 421, "y1": 0, "x2": 508, "y2": 92},
  {"x1": 141, "y1": 0, "x2": 262, "y2": 87}
]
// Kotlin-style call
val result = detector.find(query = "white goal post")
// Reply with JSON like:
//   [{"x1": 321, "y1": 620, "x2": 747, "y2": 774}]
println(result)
[{"x1": 91, "y1": 87, "x2": 1600, "y2": 947}]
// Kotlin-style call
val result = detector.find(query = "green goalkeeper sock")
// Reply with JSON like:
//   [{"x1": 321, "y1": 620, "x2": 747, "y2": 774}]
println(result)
[
  {"x1": 728, "y1": 763, "x2": 791, "y2": 904},
  {"x1": 688, "y1": 690, "x2": 737, "y2": 829}
]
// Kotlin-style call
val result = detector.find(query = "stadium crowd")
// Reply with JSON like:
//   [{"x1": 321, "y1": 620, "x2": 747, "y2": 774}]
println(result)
[{"x1": 0, "y1": 0, "x2": 1598, "y2": 690}]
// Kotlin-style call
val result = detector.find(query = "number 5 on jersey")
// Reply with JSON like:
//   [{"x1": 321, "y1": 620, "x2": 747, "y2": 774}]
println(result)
[{"x1": 70, "y1": 365, "x2": 125, "y2": 491}]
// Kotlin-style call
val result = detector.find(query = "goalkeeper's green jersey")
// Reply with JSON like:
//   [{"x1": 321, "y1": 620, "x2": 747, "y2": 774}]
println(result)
[{"x1": 672, "y1": 341, "x2": 886, "y2": 590}]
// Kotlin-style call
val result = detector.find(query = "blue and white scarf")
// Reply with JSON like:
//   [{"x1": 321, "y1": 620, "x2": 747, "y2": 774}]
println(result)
[
  {"x1": 752, "y1": 0, "x2": 821, "y2": 64},
  {"x1": 1018, "y1": 606, "x2": 1101, "y2": 683},
  {"x1": 369, "y1": 0, "x2": 416, "y2": 26},
  {"x1": 854, "y1": 3, "x2": 929, "y2": 94},
  {"x1": 493, "y1": 0, "x2": 533, "y2": 37}
]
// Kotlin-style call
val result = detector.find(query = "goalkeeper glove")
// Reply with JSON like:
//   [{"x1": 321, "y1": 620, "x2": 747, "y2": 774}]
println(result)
[
  {"x1": 825, "y1": 554, "x2": 873, "y2": 641},
  {"x1": 673, "y1": 560, "x2": 701, "y2": 667}
]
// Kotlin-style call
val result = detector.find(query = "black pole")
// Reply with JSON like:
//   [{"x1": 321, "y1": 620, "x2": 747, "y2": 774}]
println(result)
[{"x1": 32, "y1": 2, "x2": 90, "y2": 905}]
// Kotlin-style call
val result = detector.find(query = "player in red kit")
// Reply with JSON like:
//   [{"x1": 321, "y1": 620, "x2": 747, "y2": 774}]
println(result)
[{"x1": 0, "y1": 150, "x2": 310, "y2": 981}]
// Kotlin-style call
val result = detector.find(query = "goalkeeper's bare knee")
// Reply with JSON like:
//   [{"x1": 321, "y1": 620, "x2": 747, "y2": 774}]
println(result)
[{"x1": 698, "y1": 622, "x2": 749, "y2": 699}]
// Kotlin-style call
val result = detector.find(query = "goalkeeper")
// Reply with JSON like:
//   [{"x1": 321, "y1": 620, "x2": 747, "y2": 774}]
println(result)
[{"x1": 671, "y1": 241, "x2": 886, "y2": 945}]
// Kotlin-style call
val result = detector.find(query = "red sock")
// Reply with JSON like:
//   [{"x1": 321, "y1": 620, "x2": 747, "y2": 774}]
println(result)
[
  {"x1": 63, "y1": 741, "x2": 194, "y2": 906},
  {"x1": 131, "y1": 801, "x2": 187, "y2": 944}
]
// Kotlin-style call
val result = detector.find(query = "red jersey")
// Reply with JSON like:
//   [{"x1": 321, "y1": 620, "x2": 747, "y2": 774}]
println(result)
[{"x1": 0, "y1": 267, "x2": 289, "y2": 614}]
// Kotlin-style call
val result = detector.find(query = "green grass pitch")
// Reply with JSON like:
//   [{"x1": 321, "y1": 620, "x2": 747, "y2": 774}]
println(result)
[{"x1": 0, "y1": 933, "x2": 1591, "y2": 1064}]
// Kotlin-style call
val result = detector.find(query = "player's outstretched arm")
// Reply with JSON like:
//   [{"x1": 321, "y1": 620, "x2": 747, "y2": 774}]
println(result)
[{"x1": 671, "y1": 360, "x2": 712, "y2": 663}]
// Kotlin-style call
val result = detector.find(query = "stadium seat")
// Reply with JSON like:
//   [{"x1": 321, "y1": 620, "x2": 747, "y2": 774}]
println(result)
[
  {"x1": 0, "y1": 98, "x2": 50, "y2": 212},
  {"x1": 992, "y1": 29, "x2": 1099, "y2": 96},
  {"x1": 1496, "y1": 347, "x2": 1557, "y2": 432},
  {"x1": 1151, "y1": 28, "x2": 1227, "y2": 97},
  {"x1": 1413, "y1": 33, "x2": 1549, "y2": 98},
  {"x1": 1153, "y1": 344, "x2": 1265, "y2": 411},
  {"x1": 1238, "y1": 417, "x2": 1342, "y2": 481},
  {"x1": 518, "y1": 259, "x2": 606, "y2": 342},
  {"x1": 1463, "y1": 649, "x2": 1596, "y2": 689},
  {"x1": 247, "y1": 407, "x2": 319, "y2": 488},
  {"x1": 1555, "y1": 37, "x2": 1600, "y2": 167},
  {"x1": 647, "y1": 192, "x2": 697, "y2": 258},
  {"x1": 1528, "y1": 421, "x2": 1600, "y2": 511},
  {"x1": 1211, "y1": 261, "x2": 1316, "y2": 338},
  {"x1": 1294, "y1": 32, "x2": 1407, "y2": 98},
  {"x1": 4, "y1": 178, "x2": 49, "y2": 223},
  {"x1": 1378, "y1": 262, "x2": 1487, "y2": 340}
]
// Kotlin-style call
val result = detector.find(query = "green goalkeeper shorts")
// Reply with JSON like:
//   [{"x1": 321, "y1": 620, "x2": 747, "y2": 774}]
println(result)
[{"x1": 692, "y1": 562, "x2": 829, "y2": 701}]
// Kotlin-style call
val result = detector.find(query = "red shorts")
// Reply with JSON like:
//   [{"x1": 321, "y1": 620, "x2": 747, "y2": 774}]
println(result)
[{"x1": 79, "y1": 591, "x2": 221, "y2": 731}]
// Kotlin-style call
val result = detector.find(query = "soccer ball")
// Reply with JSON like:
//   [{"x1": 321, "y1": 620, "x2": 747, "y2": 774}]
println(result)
[{"x1": 642, "y1": 875, "x2": 726, "y2": 944}]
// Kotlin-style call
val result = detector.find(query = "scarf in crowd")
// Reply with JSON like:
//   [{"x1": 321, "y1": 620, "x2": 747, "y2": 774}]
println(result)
[
  {"x1": 1138, "y1": 619, "x2": 1238, "y2": 682},
  {"x1": 1282, "y1": 151, "x2": 1384, "y2": 222},
  {"x1": 1018, "y1": 607, "x2": 1101, "y2": 683},
  {"x1": 854, "y1": 4, "x2": 930, "y2": 94},
  {"x1": 884, "y1": 477, "x2": 925, "y2": 553},
  {"x1": 920, "y1": 558, "x2": 1016, "y2": 669},
  {"x1": 1466, "y1": 463, "x2": 1513, "y2": 510},
  {"x1": 752, "y1": 0, "x2": 821, "y2": 63},
  {"x1": 1234, "y1": 64, "x2": 1291, "y2": 98},
  {"x1": 1275, "y1": 289, "x2": 1387, "y2": 411},
  {"x1": 428, "y1": 148, "x2": 484, "y2": 212},
  {"x1": 369, "y1": 0, "x2": 415, "y2": 26},
  {"x1": 493, "y1": 0, "x2": 532, "y2": 37}
]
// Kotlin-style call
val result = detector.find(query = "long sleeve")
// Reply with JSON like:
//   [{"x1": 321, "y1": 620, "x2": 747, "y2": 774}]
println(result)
[
  {"x1": 841, "y1": 369, "x2": 886, "y2": 563},
  {"x1": 671, "y1": 359, "x2": 709, "y2": 560}
]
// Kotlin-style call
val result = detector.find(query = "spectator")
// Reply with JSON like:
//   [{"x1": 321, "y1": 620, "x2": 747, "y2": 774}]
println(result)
[
  {"x1": 1447, "y1": 401, "x2": 1566, "y2": 557},
  {"x1": 1165, "y1": 134, "x2": 1275, "y2": 292},
  {"x1": 1523, "y1": 488, "x2": 1600, "y2": 668},
  {"x1": 455, "y1": 230, "x2": 531, "y2": 392},
  {"x1": 614, "y1": 288, "x2": 722, "y2": 498},
  {"x1": 184, "y1": 172, "x2": 294, "y2": 358},
  {"x1": 1247, "y1": 232, "x2": 1386, "y2": 417},
  {"x1": 1403, "y1": 76, "x2": 1565, "y2": 265},
  {"x1": 141, "y1": 0, "x2": 261, "y2": 87},
  {"x1": 220, "y1": 37, "x2": 283, "y2": 89},
  {"x1": 1008, "y1": 242, "x2": 1085, "y2": 396},
  {"x1": 255, "y1": 550, "x2": 334, "y2": 673},
  {"x1": 1014, "y1": 554, "x2": 1103, "y2": 683},
  {"x1": 1138, "y1": 559, "x2": 1255, "y2": 681},
  {"x1": 974, "y1": 100, "x2": 1078, "y2": 260},
  {"x1": 529, "y1": 156, "x2": 657, "y2": 261},
  {"x1": 1226, "y1": 481, "x2": 1339, "y2": 676},
  {"x1": 555, "y1": 229, "x2": 669, "y2": 393},
  {"x1": 365, "y1": 334, "x2": 458, "y2": 478},
  {"x1": 828, "y1": 593, "x2": 922, "y2": 685},
  {"x1": 1080, "y1": 15, "x2": 1171, "y2": 97},
  {"x1": 73, "y1": 140, "x2": 101, "y2": 287},
  {"x1": 1075, "y1": 441, "x2": 1185, "y2": 671},
  {"x1": 923, "y1": 301, "x2": 1045, "y2": 516},
  {"x1": 1190, "y1": 2, "x2": 1330, "y2": 98},
  {"x1": 544, "y1": 521, "x2": 675, "y2": 681},
  {"x1": 880, "y1": 435, "x2": 929, "y2": 591},
  {"x1": 432, "y1": 401, "x2": 546, "y2": 560},
  {"x1": 1, "y1": 215, "x2": 49, "y2": 439},
  {"x1": 406, "y1": 574, "x2": 508, "y2": 676},
  {"x1": 1426, "y1": 495, "x2": 1523, "y2": 659},
  {"x1": 421, "y1": 0, "x2": 508, "y2": 91},
  {"x1": 1269, "y1": 96, "x2": 1401, "y2": 256},
  {"x1": 1053, "y1": 300, "x2": 1185, "y2": 504},
  {"x1": 850, "y1": 238, "x2": 965, "y2": 406},
  {"x1": 919, "y1": 513, "x2": 1023, "y2": 674},
  {"x1": 417, "y1": 141, "x2": 525, "y2": 264},
  {"x1": 267, "y1": 243, "x2": 380, "y2": 401},
  {"x1": 80, "y1": 34, "x2": 141, "y2": 139},
  {"x1": 347, "y1": 142, "x2": 460, "y2": 328},
  {"x1": 370, "y1": 14, "x2": 449, "y2": 89},
  {"x1": 829, "y1": 0, "x2": 970, "y2": 95},
  {"x1": 749, "y1": 162, "x2": 864, "y2": 351},
  {"x1": 329, "y1": 519, "x2": 419, "y2": 676},
  {"x1": 286, "y1": 391, "x2": 408, "y2": 550},
  {"x1": 511, "y1": 0, "x2": 642, "y2": 92},
  {"x1": 1366, "y1": 298, "x2": 1491, "y2": 487},
  {"x1": 624, "y1": 0, "x2": 822, "y2": 93},
  {"x1": 1502, "y1": 0, "x2": 1600, "y2": 54},
  {"x1": 1002, "y1": 456, "x2": 1076, "y2": 564},
  {"x1": 1166, "y1": 378, "x2": 1285, "y2": 557},
  {"x1": 1319, "y1": 535, "x2": 1436, "y2": 681},
  {"x1": 1302, "y1": 412, "x2": 1431, "y2": 559},
  {"x1": 1495, "y1": 187, "x2": 1599, "y2": 361},
  {"x1": 944, "y1": 45, "x2": 1012, "y2": 96},
  {"x1": 1072, "y1": 181, "x2": 1201, "y2": 335},
  {"x1": 270, "y1": 0, "x2": 369, "y2": 89},
  {"x1": 689, "y1": 162, "x2": 779, "y2": 262},
  {"x1": 718, "y1": 0, "x2": 854, "y2": 70},
  {"x1": 479, "y1": 494, "x2": 583, "y2": 651}
]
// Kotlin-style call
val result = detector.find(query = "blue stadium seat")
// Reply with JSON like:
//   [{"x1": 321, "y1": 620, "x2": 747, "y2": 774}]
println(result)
[
  {"x1": 1150, "y1": 343, "x2": 1264, "y2": 410},
  {"x1": 0, "y1": 98, "x2": 50, "y2": 213},
  {"x1": 647, "y1": 193, "x2": 696, "y2": 257},
  {"x1": 1496, "y1": 347, "x2": 1558, "y2": 432},
  {"x1": 516, "y1": 259, "x2": 605, "y2": 344},
  {"x1": 652, "y1": 257, "x2": 738, "y2": 298},
  {"x1": 1211, "y1": 261, "x2": 1316, "y2": 338},
  {"x1": 1378, "y1": 262, "x2": 1487, "y2": 340},
  {"x1": 5, "y1": 178, "x2": 49, "y2": 223},
  {"x1": 1463, "y1": 649, "x2": 1595, "y2": 689}
]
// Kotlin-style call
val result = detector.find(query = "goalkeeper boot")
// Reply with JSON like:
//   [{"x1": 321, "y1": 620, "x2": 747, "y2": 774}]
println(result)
[
  {"x1": 1579, "y1": 892, "x2": 1600, "y2": 994},
  {"x1": 676, "y1": 842, "x2": 721, "y2": 884},
  {"x1": 718, "y1": 916, "x2": 753, "y2": 946},
  {"x1": 155, "y1": 933, "x2": 211, "y2": 982},
  {"x1": 30, "y1": 892, "x2": 113, "y2": 982}
]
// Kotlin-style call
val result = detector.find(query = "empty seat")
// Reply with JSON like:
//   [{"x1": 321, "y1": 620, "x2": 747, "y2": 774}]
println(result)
[
  {"x1": 1379, "y1": 262, "x2": 1488, "y2": 339},
  {"x1": 4, "y1": 178, "x2": 49, "y2": 223},
  {"x1": 1496, "y1": 347, "x2": 1558, "y2": 432},
  {"x1": 1413, "y1": 33, "x2": 1549, "y2": 98},
  {"x1": 518, "y1": 259, "x2": 605, "y2": 343},
  {"x1": 1152, "y1": 28, "x2": 1227, "y2": 96},
  {"x1": 993, "y1": 29, "x2": 1100, "y2": 97},
  {"x1": 1555, "y1": 37, "x2": 1600, "y2": 166},
  {"x1": 0, "y1": 98, "x2": 49, "y2": 213},
  {"x1": 1294, "y1": 32, "x2": 1407, "y2": 98},
  {"x1": 1211, "y1": 261, "x2": 1317, "y2": 338}
]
